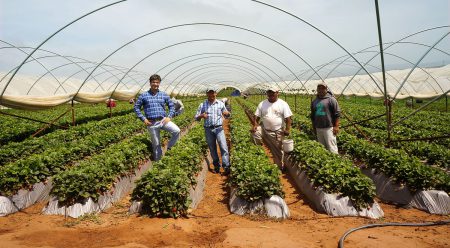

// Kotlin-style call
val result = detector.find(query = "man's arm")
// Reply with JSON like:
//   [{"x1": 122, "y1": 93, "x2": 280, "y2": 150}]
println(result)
[
  {"x1": 134, "y1": 95, "x2": 151, "y2": 126},
  {"x1": 166, "y1": 95, "x2": 175, "y2": 118},
  {"x1": 333, "y1": 118, "x2": 340, "y2": 135},
  {"x1": 195, "y1": 102, "x2": 207, "y2": 121},
  {"x1": 284, "y1": 116, "x2": 292, "y2": 136}
]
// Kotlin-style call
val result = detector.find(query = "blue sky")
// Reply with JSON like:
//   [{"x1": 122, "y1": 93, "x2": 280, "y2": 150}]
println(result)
[{"x1": 1, "y1": 0, "x2": 449, "y2": 85}]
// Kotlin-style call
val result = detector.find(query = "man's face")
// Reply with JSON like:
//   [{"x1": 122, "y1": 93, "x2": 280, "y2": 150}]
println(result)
[
  {"x1": 266, "y1": 90, "x2": 278, "y2": 102},
  {"x1": 150, "y1": 79, "x2": 160, "y2": 91},
  {"x1": 317, "y1": 85, "x2": 327, "y2": 98},
  {"x1": 207, "y1": 90, "x2": 217, "y2": 101}
]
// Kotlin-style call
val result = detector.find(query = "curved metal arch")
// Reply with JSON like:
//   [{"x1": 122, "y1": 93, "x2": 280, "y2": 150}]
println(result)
[
  {"x1": 0, "y1": 40, "x2": 68, "y2": 94},
  {"x1": 174, "y1": 64, "x2": 267, "y2": 95},
  {"x1": 313, "y1": 26, "x2": 449, "y2": 98},
  {"x1": 154, "y1": 52, "x2": 290, "y2": 96},
  {"x1": 183, "y1": 76, "x2": 250, "y2": 96},
  {"x1": 324, "y1": 60, "x2": 409, "y2": 96},
  {"x1": 392, "y1": 32, "x2": 449, "y2": 100},
  {"x1": 187, "y1": 81, "x2": 243, "y2": 96},
  {"x1": 26, "y1": 61, "x2": 104, "y2": 95},
  {"x1": 165, "y1": 59, "x2": 278, "y2": 96},
  {"x1": 356, "y1": 50, "x2": 442, "y2": 94},
  {"x1": 186, "y1": 77, "x2": 251, "y2": 96},
  {"x1": 0, "y1": 42, "x2": 147, "y2": 95},
  {"x1": 284, "y1": 26, "x2": 450, "y2": 98},
  {"x1": 289, "y1": 38, "x2": 448, "y2": 98},
  {"x1": 79, "y1": 22, "x2": 319, "y2": 101},
  {"x1": 98, "y1": 71, "x2": 148, "y2": 92},
  {"x1": 117, "y1": 38, "x2": 305, "y2": 103},
  {"x1": 165, "y1": 70, "x2": 258, "y2": 95},
  {"x1": 0, "y1": 0, "x2": 126, "y2": 103},
  {"x1": 177, "y1": 70, "x2": 260, "y2": 96}
]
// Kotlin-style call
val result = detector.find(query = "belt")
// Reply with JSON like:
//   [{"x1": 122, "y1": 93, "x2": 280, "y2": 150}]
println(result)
[
  {"x1": 149, "y1": 117, "x2": 164, "y2": 122},
  {"x1": 205, "y1": 125, "x2": 222, "y2": 128}
]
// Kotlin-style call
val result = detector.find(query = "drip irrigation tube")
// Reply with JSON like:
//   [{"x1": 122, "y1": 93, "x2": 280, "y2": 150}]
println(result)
[{"x1": 338, "y1": 219, "x2": 450, "y2": 248}]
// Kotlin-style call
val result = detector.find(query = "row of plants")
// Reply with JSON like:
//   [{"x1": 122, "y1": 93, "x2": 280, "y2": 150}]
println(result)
[
  {"x1": 0, "y1": 113, "x2": 136, "y2": 166},
  {"x1": 278, "y1": 96, "x2": 450, "y2": 169},
  {"x1": 289, "y1": 129, "x2": 376, "y2": 210},
  {"x1": 346, "y1": 125, "x2": 450, "y2": 170},
  {"x1": 0, "y1": 101, "x2": 134, "y2": 146},
  {"x1": 48, "y1": 100, "x2": 202, "y2": 207},
  {"x1": 50, "y1": 134, "x2": 152, "y2": 206},
  {"x1": 247, "y1": 95, "x2": 450, "y2": 196},
  {"x1": 131, "y1": 123, "x2": 208, "y2": 218},
  {"x1": 338, "y1": 132, "x2": 450, "y2": 193},
  {"x1": 239, "y1": 98, "x2": 375, "y2": 210},
  {"x1": 0, "y1": 117, "x2": 144, "y2": 196},
  {"x1": 229, "y1": 101, "x2": 284, "y2": 202},
  {"x1": 287, "y1": 107, "x2": 450, "y2": 194}
]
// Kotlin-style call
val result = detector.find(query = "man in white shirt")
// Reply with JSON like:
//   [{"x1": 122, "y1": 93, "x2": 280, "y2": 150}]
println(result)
[{"x1": 251, "y1": 86, "x2": 293, "y2": 171}]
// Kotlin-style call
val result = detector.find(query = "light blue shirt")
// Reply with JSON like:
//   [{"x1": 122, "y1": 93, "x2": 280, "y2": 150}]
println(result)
[{"x1": 195, "y1": 99, "x2": 229, "y2": 127}]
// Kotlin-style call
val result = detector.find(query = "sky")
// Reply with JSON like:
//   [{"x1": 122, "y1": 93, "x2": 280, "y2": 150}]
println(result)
[{"x1": 0, "y1": 0, "x2": 448, "y2": 95}]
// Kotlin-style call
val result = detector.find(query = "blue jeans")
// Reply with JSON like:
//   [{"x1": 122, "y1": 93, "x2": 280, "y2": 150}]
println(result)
[
  {"x1": 147, "y1": 120, "x2": 180, "y2": 161},
  {"x1": 205, "y1": 126, "x2": 229, "y2": 170}
]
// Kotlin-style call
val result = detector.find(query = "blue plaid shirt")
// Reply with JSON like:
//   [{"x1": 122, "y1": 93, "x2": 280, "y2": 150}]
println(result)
[
  {"x1": 195, "y1": 99, "x2": 229, "y2": 127},
  {"x1": 134, "y1": 90, "x2": 175, "y2": 121}
]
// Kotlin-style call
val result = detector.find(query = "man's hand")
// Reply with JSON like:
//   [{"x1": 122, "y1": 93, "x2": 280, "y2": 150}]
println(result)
[
  {"x1": 200, "y1": 113, "x2": 208, "y2": 119},
  {"x1": 283, "y1": 129, "x2": 290, "y2": 136},
  {"x1": 144, "y1": 119, "x2": 152, "y2": 126},
  {"x1": 250, "y1": 125, "x2": 258, "y2": 133},
  {"x1": 223, "y1": 111, "x2": 230, "y2": 117},
  {"x1": 163, "y1": 117, "x2": 171, "y2": 125},
  {"x1": 333, "y1": 126, "x2": 339, "y2": 135}
]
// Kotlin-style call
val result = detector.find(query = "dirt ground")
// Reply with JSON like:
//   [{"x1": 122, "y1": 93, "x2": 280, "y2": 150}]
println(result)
[{"x1": 0, "y1": 120, "x2": 449, "y2": 248}]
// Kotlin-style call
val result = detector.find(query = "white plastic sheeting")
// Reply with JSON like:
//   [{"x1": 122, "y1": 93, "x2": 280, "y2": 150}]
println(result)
[
  {"x1": 285, "y1": 157, "x2": 384, "y2": 219},
  {"x1": 43, "y1": 161, "x2": 152, "y2": 218},
  {"x1": 229, "y1": 187, "x2": 290, "y2": 219},
  {"x1": 244, "y1": 65, "x2": 450, "y2": 99},
  {"x1": 362, "y1": 168, "x2": 450, "y2": 215},
  {"x1": 0, "y1": 90, "x2": 140, "y2": 110},
  {"x1": 128, "y1": 154, "x2": 208, "y2": 215},
  {"x1": 0, "y1": 181, "x2": 52, "y2": 217}
]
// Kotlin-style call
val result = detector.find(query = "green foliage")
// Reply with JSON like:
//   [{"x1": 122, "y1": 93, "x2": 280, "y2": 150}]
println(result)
[
  {"x1": 228, "y1": 102, "x2": 284, "y2": 201},
  {"x1": 131, "y1": 124, "x2": 207, "y2": 218}
]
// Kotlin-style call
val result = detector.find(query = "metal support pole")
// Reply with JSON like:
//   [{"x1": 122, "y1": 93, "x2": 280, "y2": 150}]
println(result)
[
  {"x1": 374, "y1": 0, "x2": 390, "y2": 144},
  {"x1": 71, "y1": 100, "x2": 75, "y2": 126},
  {"x1": 446, "y1": 95, "x2": 448, "y2": 112},
  {"x1": 411, "y1": 97, "x2": 414, "y2": 109},
  {"x1": 295, "y1": 93, "x2": 297, "y2": 113}
]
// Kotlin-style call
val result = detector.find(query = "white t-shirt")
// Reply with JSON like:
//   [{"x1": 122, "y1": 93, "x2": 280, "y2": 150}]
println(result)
[{"x1": 255, "y1": 99, "x2": 292, "y2": 131}]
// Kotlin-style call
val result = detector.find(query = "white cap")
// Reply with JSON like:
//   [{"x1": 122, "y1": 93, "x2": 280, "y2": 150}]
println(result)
[
  {"x1": 266, "y1": 85, "x2": 279, "y2": 92},
  {"x1": 206, "y1": 87, "x2": 217, "y2": 93},
  {"x1": 317, "y1": 82, "x2": 327, "y2": 88}
]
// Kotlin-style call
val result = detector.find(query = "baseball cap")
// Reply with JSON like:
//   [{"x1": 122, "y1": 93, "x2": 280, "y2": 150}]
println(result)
[
  {"x1": 317, "y1": 82, "x2": 327, "y2": 88},
  {"x1": 266, "y1": 85, "x2": 279, "y2": 92},
  {"x1": 206, "y1": 87, "x2": 217, "y2": 93}
]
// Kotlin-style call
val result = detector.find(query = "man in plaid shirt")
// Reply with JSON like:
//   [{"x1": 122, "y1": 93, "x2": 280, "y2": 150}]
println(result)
[
  {"x1": 134, "y1": 74, "x2": 180, "y2": 161},
  {"x1": 195, "y1": 88, "x2": 231, "y2": 175}
]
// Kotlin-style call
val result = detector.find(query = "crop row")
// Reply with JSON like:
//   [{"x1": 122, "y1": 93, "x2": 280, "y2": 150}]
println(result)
[{"x1": 229, "y1": 102, "x2": 284, "y2": 202}]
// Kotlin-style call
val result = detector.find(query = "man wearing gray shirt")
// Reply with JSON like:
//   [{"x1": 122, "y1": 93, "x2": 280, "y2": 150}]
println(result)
[{"x1": 311, "y1": 82, "x2": 341, "y2": 154}]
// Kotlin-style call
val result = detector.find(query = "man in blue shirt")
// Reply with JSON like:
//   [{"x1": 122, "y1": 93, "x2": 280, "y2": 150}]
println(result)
[
  {"x1": 134, "y1": 74, "x2": 180, "y2": 161},
  {"x1": 195, "y1": 88, "x2": 231, "y2": 175}
]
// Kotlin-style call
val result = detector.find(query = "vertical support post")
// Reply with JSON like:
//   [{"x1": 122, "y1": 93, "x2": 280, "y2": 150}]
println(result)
[
  {"x1": 71, "y1": 100, "x2": 75, "y2": 126},
  {"x1": 295, "y1": 93, "x2": 298, "y2": 113},
  {"x1": 374, "y1": 0, "x2": 390, "y2": 144},
  {"x1": 411, "y1": 97, "x2": 414, "y2": 109},
  {"x1": 446, "y1": 95, "x2": 448, "y2": 112}
]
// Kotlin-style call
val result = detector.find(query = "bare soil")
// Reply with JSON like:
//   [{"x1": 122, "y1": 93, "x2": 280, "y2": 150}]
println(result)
[{"x1": 0, "y1": 119, "x2": 449, "y2": 248}]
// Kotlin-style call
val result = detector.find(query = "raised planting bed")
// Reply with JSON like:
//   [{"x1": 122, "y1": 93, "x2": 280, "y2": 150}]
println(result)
[{"x1": 228, "y1": 102, "x2": 289, "y2": 219}]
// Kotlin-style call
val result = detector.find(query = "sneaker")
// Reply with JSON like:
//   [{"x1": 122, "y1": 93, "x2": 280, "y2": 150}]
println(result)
[
  {"x1": 281, "y1": 166, "x2": 287, "y2": 173},
  {"x1": 213, "y1": 167, "x2": 220, "y2": 174}
]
